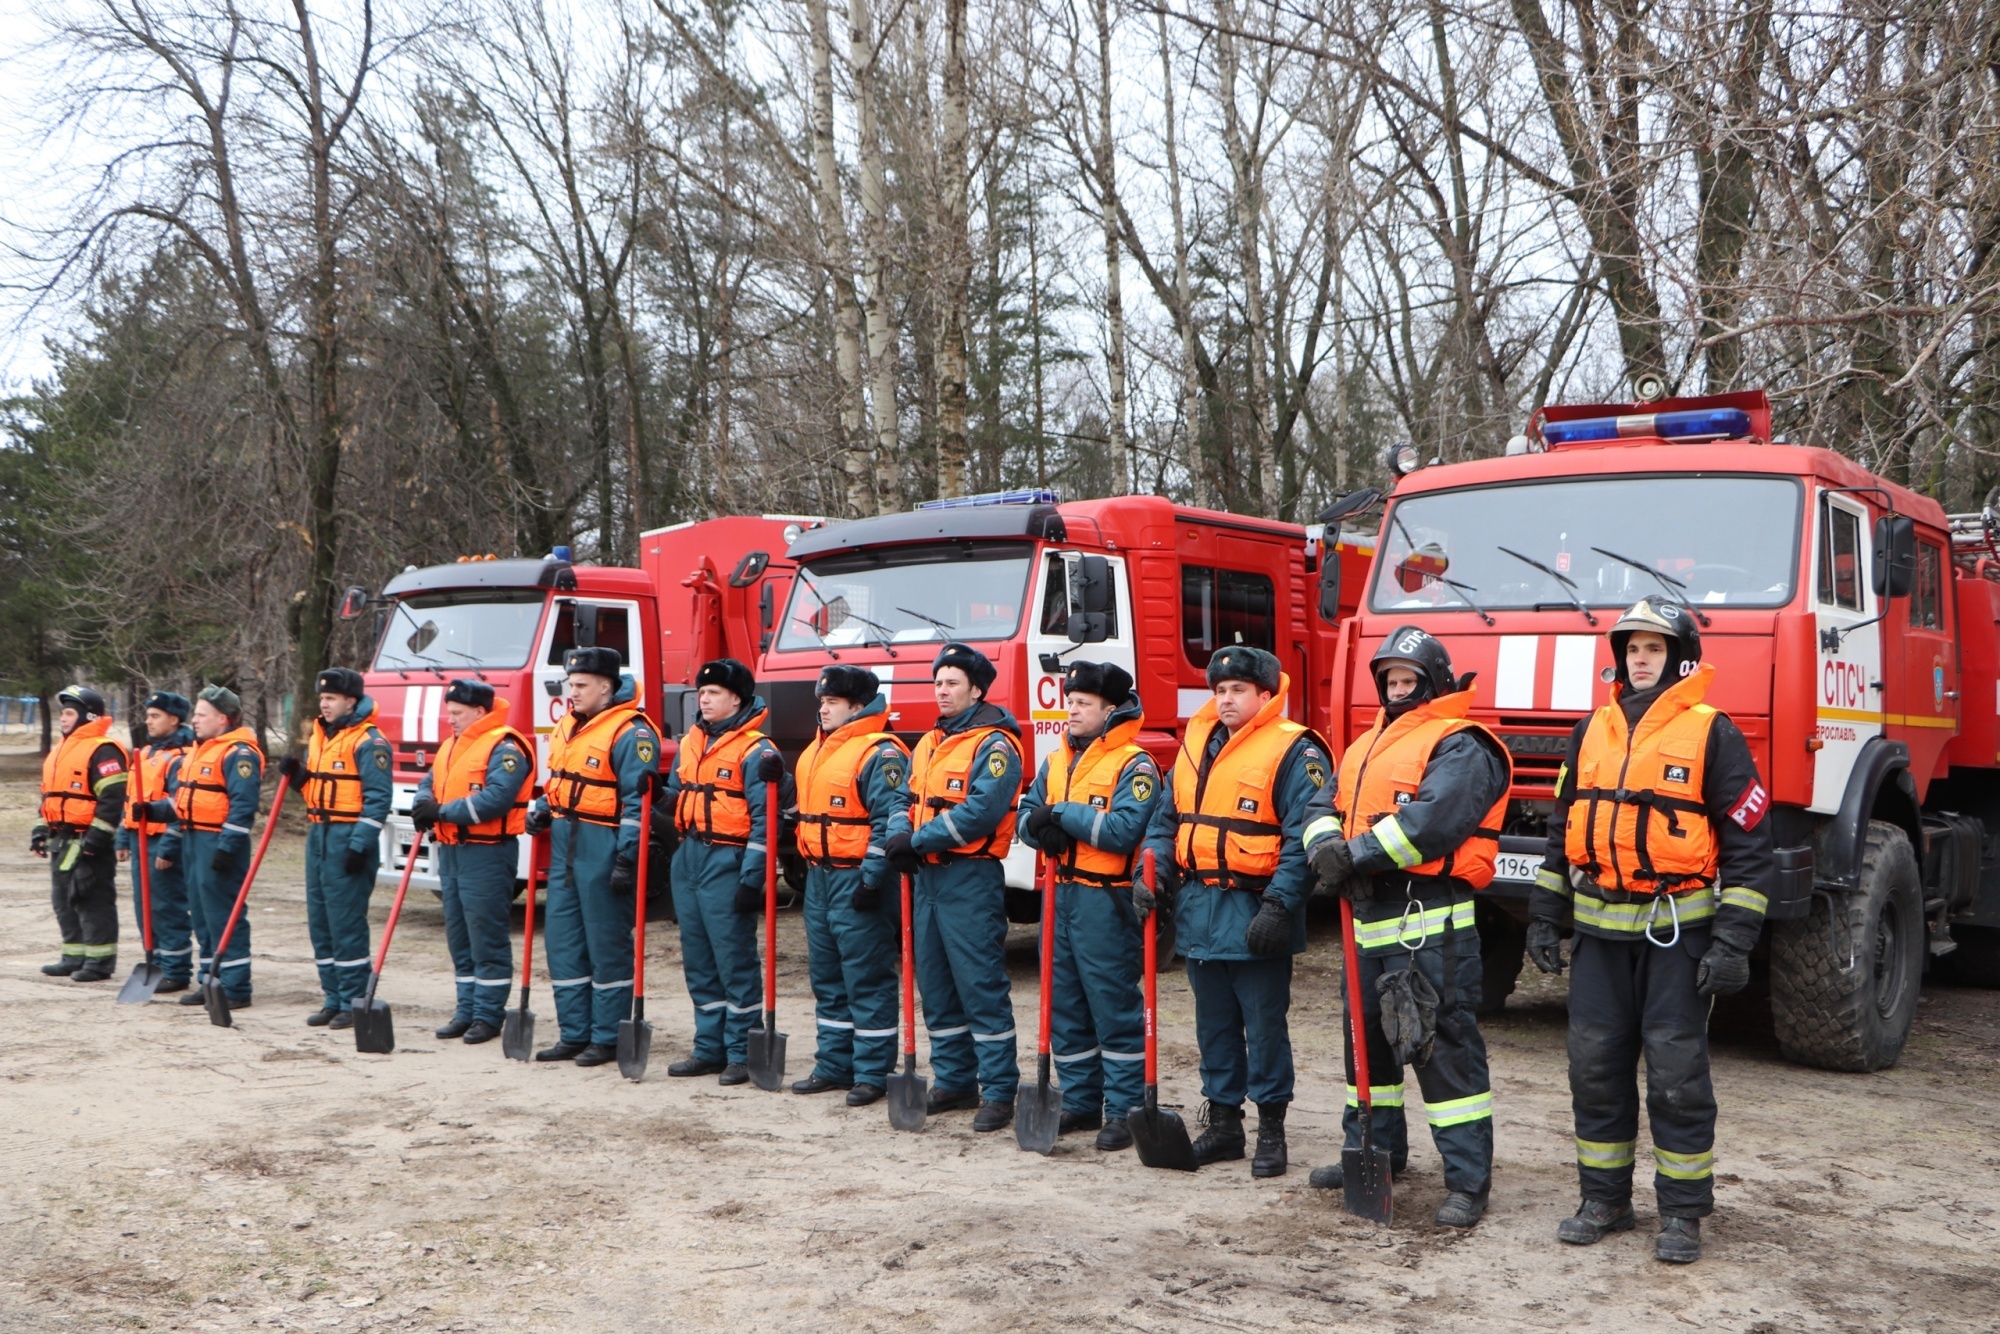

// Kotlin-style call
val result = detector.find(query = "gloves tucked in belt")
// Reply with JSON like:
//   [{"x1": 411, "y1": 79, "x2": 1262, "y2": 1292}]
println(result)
[
  {"x1": 883, "y1": 832, "x2": 921, "y2": 875},
  {"x1": 410, "y1": 793, "x2": 439, "y2": 832},
  {"x1": 278, "y1": 754, "x2": 305, "y2": 783},
  {"x1": 852, "y1": 880, "x2": 883, "y2": 912},
  {"x1": 80, "y1": 826, "x2": 114, "y2": 859},
  {"x1": 524, "y1": 804, "x2": 552, "y2": 836},
  {"x1": 1696, "y1": 939, "x2": 1751, "y2": 997},
  {"x1": 1308, "y1": 836, "x2": 1356, "y2": 897},
  {"x1": 1025, "y1": 807, "x2": 1073, "y2": 858},
  {"x1": 212, "y1": 846, "x2": 238, "y2": 875},
  {"x1": 755, "y1": 750, "x2": 786, "y2": 785},
  {"x1": 344, "y1": 846, "x2": 370, "y2": 876},
  {"x1": 608, "y1": 857, "x2": 637, "y2": 898},
  {"x1": 733, "y1": 879, "x2": 764, "y2": 915},
  {"x1": 1525, "y1": 918, "x2": 1565, "y2": 975},
  {"x1": 1244, "y1": 896, "x2": 1295, "y2": 956}
]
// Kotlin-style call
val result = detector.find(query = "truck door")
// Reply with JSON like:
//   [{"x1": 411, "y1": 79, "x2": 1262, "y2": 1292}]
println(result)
[
  {"x1": 1884, "y1": 532, "x2": 1957, "y2": 792},
  {"x1": 535, "y1": 598, "x2": 647, "y2": 786},
  {"x1": 1024, "y1": 550, "x2": 1136, "y2": 779},
  {"x1": 1810, "y1": 493, "x2": 1884, "y2": 813}
]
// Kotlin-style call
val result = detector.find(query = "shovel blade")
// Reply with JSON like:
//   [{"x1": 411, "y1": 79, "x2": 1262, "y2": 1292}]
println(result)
[
  {"x1": 1131, "y1": 1105, "x2": 1198, "y2": 1172},
  {"x1": 352, "y1": 999, "x2": 395, "y2": 1054},
  {"x1": 203, "y1": 979, "x2": 233, "y2": 1028},
  {"x1": 746, "y1": 1026, "x2": 787, "y2": 1091},
  {"x1": 1342, "y1": 1144, "x2": 1394, "y2": 1224},
  {"x1": 500, "y1": 1006, "x2": 535, "y2": 1062},
  {"x1": 117, "y1": 962, "x2": 164, "y2": 1006},
  {"x1": 886, "y1": 1067, "x2": 928, "y2": 1133},
  {"x1": 1015, "y1": 1082, "x2": 1062, "y2": 1155},
  {"x1": 617, "y1": 1018, "x2": 653, "y2": 1081}
]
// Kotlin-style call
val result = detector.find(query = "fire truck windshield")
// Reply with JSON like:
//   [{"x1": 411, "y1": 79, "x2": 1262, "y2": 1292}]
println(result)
[
  {"x1": 778, "y1": 544, "x2": 1033, "y2": 650},
  {"x1": 1371, "y1": 474, "x2": 1802, "y2": 613},
  {"x1": 371, "y1": 590, "x2": 547, "y2": 671}
]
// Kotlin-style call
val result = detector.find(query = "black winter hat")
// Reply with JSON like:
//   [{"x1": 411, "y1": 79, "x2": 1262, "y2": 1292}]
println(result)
[
  {"x1": 932, "y1": 642, "x2": 996, "y2": 694},
  {"x1": 695, "y1": 657, "x2": 756, "y2": 705},
  {"x1": 316, "y1": 667, "x2": 365, "y2": 699},
  {"x1": 57, "y1": 684, "x2": 109, "y2": 720},
  {"x1": 1063, "y1": 660, "x2": 1133, "y2": 707},
  {"x1": 564, "y1": 646, "x2": 624, "y2": 682},
  {"x1": 815, "y1": 664, "x2": 881, "y2": 705},
  {"x1": 445, "y1": 678, "x2": 495, "y2": 709},
  {"x1": 1206, "y1": 645, "x2": 1281, "y2": 694},
  {"x1": 145, "y1": 690, "x2": 192, "y2": 722}
]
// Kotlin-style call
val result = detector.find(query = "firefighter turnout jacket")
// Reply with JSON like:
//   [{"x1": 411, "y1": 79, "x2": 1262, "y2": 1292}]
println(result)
[{"x1": 39, "y1": 715, "x2": 131, "y2": 839}]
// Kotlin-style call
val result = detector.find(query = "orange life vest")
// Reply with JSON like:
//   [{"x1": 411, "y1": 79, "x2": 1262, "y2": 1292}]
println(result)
[
  {"x1": 1172, "y1": 677, "x2": 1308, "y2": 889},
  {"x1": 1044, "y1": 711, "x2": 1149, "y2": 885},
  {"x1": 548, "y1": 701, "x2": 652, "y2": 829},
  {"x1": 1334, "y1": 689, "x2": 1511, "y2": 889},
  {"x1": 911, "y1": 720, "x2": 1021, "y2": 862},
  {"x1": 674, "y1": 708, "x2": 770, "y2": 845},
  {"x1": 40, "y1": 715, "x2": 129, "y2": 830},
  {"x1": 125, "y1": 738, "x2": 188, "y2": 836},
  {"x1": 1566, "y1": 664, "x2": 1723, "y2": 894},
  {"x1": 175, "y1": 727, "x2": 265, "y2": 833},
  {"x1": 304, "y1": 707, "x2": 384, "y2": 823},
  {"x1": 431, "y1": 701, "x2": 532, "y2": 845},
  {"x1": 795, "y1": 713, "x2": 907, "y2": 868}
]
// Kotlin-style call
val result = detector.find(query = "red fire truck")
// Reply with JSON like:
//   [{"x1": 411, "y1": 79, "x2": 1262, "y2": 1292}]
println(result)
[{"x1": 1329, "y1": 387, "x2": 2000, "y2": 1071}]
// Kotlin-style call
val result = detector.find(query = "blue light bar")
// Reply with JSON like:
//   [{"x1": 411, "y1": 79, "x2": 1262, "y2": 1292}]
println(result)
[
  {"x1": 916, "y1": 487, "x2": 1062, "y2": 510},
  {"x1": 1543, "y1": 407, "x2": 1752, "y2": 447}
]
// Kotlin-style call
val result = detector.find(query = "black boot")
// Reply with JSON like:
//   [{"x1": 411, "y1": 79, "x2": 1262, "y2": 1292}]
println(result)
[
  {"x1": 926, "y1": 1086, "x2": 981, "y2": 1115},
  {"x1": 1655, "y1": 1215, "x2": 1702, "y2": 1264},
  {"x1": 667, "y1": 1055, "x2": 725, "y2": 1077},
  {"x1": 972, "y1": 1100, "x2": 1015, "y2": 1133},
  {"x1": 1096, "y1": 1119, "x2": 1133, "y2": 1151},
  {"x1": 1435, "y1": 1189, "x2": 1489, "y2": 1228},
  {"x1": 435, "y1": 1018, "x2": 473, "y2": 1040},
  {"x1": 1557, "y1": 1197, "x2": 1637, "y2": 1245},
  {"x1": 306, "y1": 1006, "x2": 339, "y2": 1027},
  {"x1": 1190, "y1": 1102, "x2": 1246, "y2": 1168},
  {"x1": 573, "y1": 1043, "x2": 618, "y2": 1067},
  {"x1": 1251, "y1": 1102, "x2": 1288, "y2": 1178},
  {"x1": 1058, "y1": 1108, "x2": 1102, "y2": 1136},
  {"x1": 72, "y1": 956, "x2": 116, "y2": 983},
  {"x1": 41, "y1": 956, "x2": 83, "y2": 977},
  {"x1": 536, "y1": 1040, "x2": 589, "y2": 1062}
]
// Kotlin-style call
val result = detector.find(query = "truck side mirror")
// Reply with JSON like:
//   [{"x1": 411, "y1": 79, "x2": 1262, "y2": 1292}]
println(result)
[
  {"x1": 729, "y1": 551, "x2": 770, "y2": 589},
  {"x1": 1318, "y1": 545, "x2": 1343, "y2": 622},
  {"x1": 1872, "y1": 514, "x2": 1915, "y2": 598},
  {"x1": 573, "y1": 603, "x2": 600, "y2": 648},
  {"x1": 1065, "y1": 554, "x2": 1113, "y2": 644},
  {"x1": 338, "y1": 586, "x2": 370, "y2": 620},
  {"x1": 758, "y1": 582, "x2": 776, "y2": 652}
]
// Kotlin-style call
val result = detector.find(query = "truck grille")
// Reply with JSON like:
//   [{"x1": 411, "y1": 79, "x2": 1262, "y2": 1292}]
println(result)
[{"x1": 1495, "y1": 715, "x2": 1577, "y2": 797}]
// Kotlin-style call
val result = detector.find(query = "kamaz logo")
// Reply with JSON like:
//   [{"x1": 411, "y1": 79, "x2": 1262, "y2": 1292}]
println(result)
[{"x1": 1498, "y1": 732, "x2": 1568, "y2": 756}]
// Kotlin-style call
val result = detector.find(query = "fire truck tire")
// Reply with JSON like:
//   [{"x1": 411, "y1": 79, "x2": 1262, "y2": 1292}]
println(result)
[
  {"x1": 1473, "y1": 900, "x2": 1526, "y2": 1015},
  {"x1": 1934, "y1": 925, "x2": 2000, "y2": 988},
  {"x1": 1770, "y1": 820, "x2": 1923, "y2": 1072}
]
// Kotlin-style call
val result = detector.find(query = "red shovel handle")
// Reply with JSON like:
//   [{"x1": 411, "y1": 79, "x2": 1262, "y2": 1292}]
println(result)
[
  {"x1": 1143, "y1": 849, "x2": 1157, "y2": 1087},
  {"x1": 211, "y1": 774, "x2": 291, "y2": 968},
  {"x1": 633, "y1": 781, "x2": 653, "y2": 1001},
  {"x1": 372, "y1": 828, "x2": 425, "y2": 975},
  {"x1": 1340, "y1": 897, "x2": 1373, "y2": 1110},
  {"x1": 518, "y1": 833, "x2": 537, "y2": 988},
  {"x1": 900, "y1": 872, "x2": 916, "y2": 1057},
  {"x1": 763, "y1": 780, "x2": 779, "y2": 1015},
  {"x1": 132, "y1": 747, "x2": 155, "y2": 953},
  {"x1": 1037, "y1": 856, "x2": 1056, "y2": 1056}
]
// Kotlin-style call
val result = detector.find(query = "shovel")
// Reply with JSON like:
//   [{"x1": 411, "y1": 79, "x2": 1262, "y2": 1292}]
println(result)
[
  {"x1": 1130, "y1": 851, "x2": 1195, "y2": 1170},
  {"x1": 501, "y1": 841, "x2": 538, "y2": 1061},
  {"x1": 117, "y1": 754, "x2": 164, "y2": 1004},
  {"x1": 204, "y1": 773, "x2": 293, "y2": 1028},
  {"x1": 353, "y1": 830, "x2": 424, "y2": 1054},
  {"x1": 886, "y1": 872, "x2": 927, "y2": 1132},
  {"x1": 1016, "y1": 857, "x2": 1062, "y2": 1155},
  {"x1": 746, "y1": 780, "x2": 787, "y2": 1090},
  {"x1": 617, "y1": 781, "x2": 656, "y2": 1080},
  {"x1": 1340, "y1": 896, "x2": 1393, "y2": 1223}
]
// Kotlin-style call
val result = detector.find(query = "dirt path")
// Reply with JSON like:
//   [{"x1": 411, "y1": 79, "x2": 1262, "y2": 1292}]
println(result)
[{"x1": 4, "y1": 748, "x2": 1997, "y2": 1332}]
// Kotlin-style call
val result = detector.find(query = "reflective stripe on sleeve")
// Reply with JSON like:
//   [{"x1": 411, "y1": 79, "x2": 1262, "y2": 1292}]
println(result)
[
  {"x1": 1423, "y1": 1091, "x2": 1493, "y2": 1128},
  {"x1": 1575, "y1": 1138, "x2": 1636, "y2": 1169},
  {"x1": 1653, "y1": 1146, "x2": 1714, "y2": 1180},
  {"x1": 1535, "y1": 866, "x2": 1571, "y2": 899},
  {"x1": 1344, "y1": 1083, "x2": 1406, "y2": 1109},
  {"x1": 1302, "y1": 814, "x2": 1341, "y2": 851},
  {"x1": 1373, "y1": 815, "x2": 1422, "y2": 869},
  {"x1": 1719, "y1": 886, "x2": 1768, "y2": 915}
]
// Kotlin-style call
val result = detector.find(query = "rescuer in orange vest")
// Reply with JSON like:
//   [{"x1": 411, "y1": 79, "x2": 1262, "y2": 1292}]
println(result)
[
  {"x1": 169, "y1": 686, "x2": 264, "y2": 1008},
  {"x1": 411, "y1": 678, "x2": 532, "y2": 1045},
  {"x1": 1528, "y1": 597, "x2": 1776, "y2": 1264},
  {"x1": 32, "y1": 685, "x2": 130, "y2": 982},
  {"x1": 663, "y1": 656, "x2": 791, "y2": 1084},
  {"x1": 1141, "y1": 646, "x2": 1331, "y2": 1176},
  {"x1": 277, "y1": 667, "x2": 391, "y2": 1030},
  {"x1": 1017, "y1": 660, "x2": 1161, "y2": 1151},
  {"x1": 118, "y1": 691, "x2": 196, "y2": 991},
  {"x1": 881, "y1": 642, "x2": 1025, "y2": 1133},
  {"x1": 790, "y1": 664, "x2": 910, "y2": 1105},
  {"x1": 1299, "y1": 628, "x2": 1512, "y2": 1228},
  {"x1": 524, "y1": 647, "x2": 663, "y2": 1067}
]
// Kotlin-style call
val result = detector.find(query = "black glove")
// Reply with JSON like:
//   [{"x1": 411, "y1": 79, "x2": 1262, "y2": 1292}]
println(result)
[
  {"x1": 1696, "y1": 939, "x2": 1751, "y2": 998},
  {"x1": 343, "y1": 846, "x2": 369, "y2": 876},
  {"x1": 883, "y1": 831, "x2": 921, "y2": 875},
  {"x1": 278, "y1": 754, "x2": 305, "y2": 783},
  {"x1": 80, "y1": 826, "x2": 114, "y2": 859},
  {"x1": 144, "y1": 798, "x2": 176, "y2": 823},
  {"x1": 525, "y1": 804, "x2": 552, "y2": 835},
  {"x1": 1525, "y1": 918, "x2": 1565, "y2": 975},
  {"x1": 853, "y1": 880, "x2": 883, "y2": 912},
  {"x1": 1027, "y1": 806, "x2": 1074, "y2": 857},
  {"x1": 410, "y1": 793, "x2": 439, "y2": 832},
  {"x1": 212, "y1": 845, "x2": 238, "y2": 875},
  {"x1": 1308, "y1": 836, "x2": 1357, "y2": 896},
  {"x1": 755, "y1": 750, "x2": 786, "y2": 785},
  {"x1": 608, "y1": 857, "x2": 637, "y2": 897},
  {"x1": 1131, "y1": 878, "x2": 1156, "y2": 921},
  {"x1": 733, "y1": 879, "x2": 764, "y2": 914},
  {"x1": 30, "y1": 826, "x2": 49, "y2": 857},
  {"x1": 1244, "y1": 896, "x2": 1295, "y2": 956}
]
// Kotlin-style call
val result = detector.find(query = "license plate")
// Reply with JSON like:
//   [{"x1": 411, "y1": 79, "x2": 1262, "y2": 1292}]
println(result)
[{"x1": 1492, "y1": 851, "x2": 1544, "y2": 883}]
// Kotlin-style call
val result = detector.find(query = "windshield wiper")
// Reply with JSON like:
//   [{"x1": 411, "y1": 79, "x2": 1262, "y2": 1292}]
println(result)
[
  {"x1": 837, "y1": 610, "x2": 901, "y2": 657},
  {"x1": 1436, "y1": 576, "x2": 1496, "y2": 626},
  {"x1": 1497, "y1": 546, "x2": 1599, "y2": 626},
  {"x1": 1588, "y1": 546, "x2": 1711, "y2": 626},
  {"x1": 894, "y1": 606, "x2": 954, "y2": 639},
  {"x1": 389, "y1": 602, "x2": 448, "y2": 669},
  {"x1": 788, "y1": 614, "x2": 841, "y2": 660}
]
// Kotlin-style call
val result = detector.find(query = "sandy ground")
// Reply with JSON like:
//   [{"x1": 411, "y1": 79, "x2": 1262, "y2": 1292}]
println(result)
[{"x1": 4, "y1": 735, "x2": 1998, "y2": 1332}]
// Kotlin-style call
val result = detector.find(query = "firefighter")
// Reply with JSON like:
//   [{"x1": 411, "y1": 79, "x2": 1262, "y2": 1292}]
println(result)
[
  {"x1": 1142, "y1": 646, "x2": 1328, "y2": 1175},
  {"x1": 118, "y1": 691, "x2": 196, "y2": 992},
  {"x1": 526, "y1": 647, "x2": 662, "y2": 1067},
  {"x1": 1528, "y1": 597, "x2": 1775, "y2": 1264},
  {"x1": 411, "y1": 679, "x2": 531, "y2": 1044},
  {"x1": 790, "y1": 664, "x2": 909, "y2": 1105},
  {"x1": 882, "y1": 643, "x2": 1024, "y2": 1133},
  {"x1": 1300, "y1": 628, "x2": 1511, "y2": 1228},
  {"x1": 664, "y1": 657, "x2": 790, "y2": 1084},
  {"x1": 172, "y1": 687, "x2": 264, "y2": 1008},
  {"x1": 32, "y1": 685, "x2": 129, "y2": 982},
  {"x1": 277, "y1": 668, "x2": 391, "y2": 1030},
  {"x1": 1016, "y1": 660, "x2": 1161, "y2": 1151}
]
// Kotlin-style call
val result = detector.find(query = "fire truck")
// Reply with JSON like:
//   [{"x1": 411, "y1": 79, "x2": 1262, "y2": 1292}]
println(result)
[{"x1": 1329, "y1": 387, "x2": 2000, "y2": 1071}]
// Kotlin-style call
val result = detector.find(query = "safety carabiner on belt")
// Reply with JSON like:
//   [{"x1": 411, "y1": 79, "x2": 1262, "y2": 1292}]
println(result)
[
  {"x1": 1644, "y1": 892, "x2": 1681, "y2": 948},
  {"x1": 1396, "y1": 889, "x2": 1428, "y2": 953}
]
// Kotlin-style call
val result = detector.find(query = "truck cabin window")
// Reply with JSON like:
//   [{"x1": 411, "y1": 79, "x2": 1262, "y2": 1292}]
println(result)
[
  {"x1": 1183, "y1": 567, "x2": 1277, "y2": 667},
  {"x1": 372, "y1": 590, "x2": 546, "y2": 672},
  {"x1": 778, "y1": 544, "x2": 1033, "y2": 651},
  {"x1": 1817, "y1": 505, "x2": 1863, "y2": 611}
]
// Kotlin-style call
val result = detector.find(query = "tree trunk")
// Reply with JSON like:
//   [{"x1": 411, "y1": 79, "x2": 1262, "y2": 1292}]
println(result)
[
  {"x1": 808, "y1": 0, "x2": 873, "y2": 517},
  {"x1": 1214, "y1": 0, "x2": 1276, "y2": 515},
  {"x1": 934, "y1": 0, "x2": 972, "y2": 499},
  {"x1": 849, "y1": 0, "x2": 902, "y2": 511},
  {"x1": 1158, "y1": 12, "x2": 1205, "y2": 506},
  {"x1": 1093, "y1": 0, "x2": 1130, "y2": 493}
]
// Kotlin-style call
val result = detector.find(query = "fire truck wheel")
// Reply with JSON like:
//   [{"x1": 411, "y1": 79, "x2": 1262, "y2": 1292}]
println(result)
[
  {"x1": 1934, "y1": 925, "x2": 2000, "y2": 989},
  {"x1": 1473, "y1": 901, "x2": 1526, "y2": 1016},
  {"x1": 1770, "y1": 820, "x2": 1924, "y2": 1072}
]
